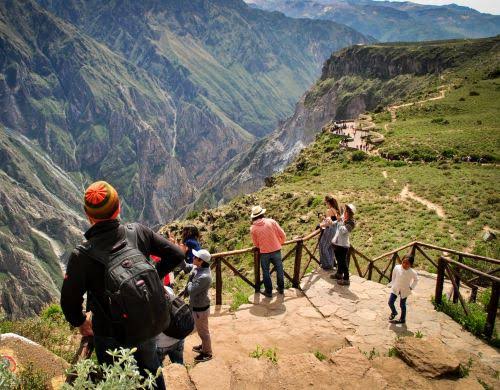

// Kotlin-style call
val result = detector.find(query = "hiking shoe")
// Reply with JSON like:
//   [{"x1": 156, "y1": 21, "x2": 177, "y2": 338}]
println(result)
[
  {"x1": 192, "y1": 345, "x2": 202, "y2": 353},
  {"x1": 396, "y1": 319, "x2": 406, "y2": 324},
  {"x1": 277, "y1": 289, "x2": 284, "y2": 295},
  {"x1": 260, "y1": 290, "x2": 273, "y2": 298},
  {"x1": 388, "y1": 313, "x2": 397, "y2": 321},
  {"x1": 194, "y1": 353, "x2": 212, "y2": 363},
  {"x1": 330, "y1": 273, "x2": 342, "y2": 280},
  {"x1": 337, "y1": 279, "x2": 350, "y2": 286}
]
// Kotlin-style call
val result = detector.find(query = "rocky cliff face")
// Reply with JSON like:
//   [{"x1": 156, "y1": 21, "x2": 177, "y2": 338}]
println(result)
[
  {"x1": 0, "y1": 0, "x2": 371, "y2": 318},
  {"x1": 197, "y1": 36, "x2": 500, "y2": 207},
  {"x1": 247, "y1": 0, "x2": 500, "y2": 42}
]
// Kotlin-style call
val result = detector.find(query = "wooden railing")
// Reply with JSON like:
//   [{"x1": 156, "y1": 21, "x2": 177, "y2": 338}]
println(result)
[
  {"x1": 209, "y1": 229, "x2": 321, "y2": 305},
  {"x1": 210, "y1": 230, "x2": 500, "y2": 338}
]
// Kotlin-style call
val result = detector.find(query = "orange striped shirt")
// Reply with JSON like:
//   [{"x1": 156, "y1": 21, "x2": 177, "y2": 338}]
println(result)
[{"x1": 251, "y1": 218, "x2": 286, "y2": 254}]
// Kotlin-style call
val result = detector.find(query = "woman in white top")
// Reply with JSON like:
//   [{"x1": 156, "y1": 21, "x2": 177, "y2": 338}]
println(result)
[{"x1": 388, "y1": 255, "x2": 419, "y2": 324}]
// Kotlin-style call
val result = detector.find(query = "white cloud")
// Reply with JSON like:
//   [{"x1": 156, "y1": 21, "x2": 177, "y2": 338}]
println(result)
[{"x1": 377, "y1": 1, "x2": 500, "y2": 15}]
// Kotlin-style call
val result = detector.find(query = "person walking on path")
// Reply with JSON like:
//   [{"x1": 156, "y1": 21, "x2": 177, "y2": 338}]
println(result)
[
  {"x1": 60, "y1": 181, "x2": 185, "y2": 390},
  {"x1": 183, "y1": 249, "x2": 213, "y2": 363},
  {"x1": 388, "y1": 255, "x2": 419, "y2": 324},
  {"x1": 250, "y1": 205, "x2": 286, "y2": 297},
  {"x1": 324, "y1": 204, "x2": 356, "y2": 285},
  {"x1": 318, "y1": 195, "x2": 340, "y2": 270}
]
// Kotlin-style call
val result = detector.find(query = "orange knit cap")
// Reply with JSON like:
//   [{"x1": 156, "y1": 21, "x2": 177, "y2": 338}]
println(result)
[{"x1": 84, "y1": 181, "x2": 120, "y2": 221}]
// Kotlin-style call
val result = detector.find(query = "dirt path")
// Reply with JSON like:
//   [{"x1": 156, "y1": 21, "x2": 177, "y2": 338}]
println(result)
[{"x1": 399, "y1": 184, "x2": 446, "y2": 218}]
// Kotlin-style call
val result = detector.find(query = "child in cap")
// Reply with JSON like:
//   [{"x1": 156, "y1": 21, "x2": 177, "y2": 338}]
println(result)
[
  {"x1": 183, "y1": 249, "x2": 213, "y2": 362},
  {"x1": 388, "y1": 254, "x2": 419, "y2": 324}
]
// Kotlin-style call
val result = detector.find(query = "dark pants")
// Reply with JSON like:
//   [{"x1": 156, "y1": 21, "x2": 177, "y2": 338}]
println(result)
[
  {"x1": 260, "y1": 250, "x2": 284, "y2": 294},
  {"x1": 94, "y1": 335, "x2": 166, "y2": 390},
  {"x1": 157, "y1": 339, "x2": 184, "y2": 365},
  {"x1": 334, "y1": 246, "x2": 349, "y2": 280},
  {"x1": 388, "y1": 293, "x2": 407, "y2": 321}
]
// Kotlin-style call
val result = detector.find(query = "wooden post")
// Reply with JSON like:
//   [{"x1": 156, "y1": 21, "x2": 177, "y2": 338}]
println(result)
[
  {"x1": 469, "y1": 286, "x2": 478, "y2": 303},
  {"x1": 485, "y1": 282, "x2": 499, "y2": 339},
  {"x1": 453, "y1": 255, "x2": 462, "y2": 304},
  {"x1": 410, "y1": 243, "x2": 417, "y2": 259},
  {"x1": 367, "y1": 262, "x2": 373, "y2": 281},
  {"x1": 293, "y1": 241, "x2": 303, "y2": 288},
  {"x1": 435, "y1": 257, "x2": 446, "y2": 306},
  {"x1": 388, "y1": 252, "x2": 398, "y2": 282},
  {"x1": 216, "y1": 258, "x2": 222, "y2": 305},
  {"x1": 253, "y1": 248, "x2": 261, "y2": 293}
]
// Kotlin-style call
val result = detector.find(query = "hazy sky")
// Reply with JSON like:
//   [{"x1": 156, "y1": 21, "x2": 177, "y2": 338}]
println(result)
[{"x1": 377, "y1": 1, "x2": 500, "y2": 14}]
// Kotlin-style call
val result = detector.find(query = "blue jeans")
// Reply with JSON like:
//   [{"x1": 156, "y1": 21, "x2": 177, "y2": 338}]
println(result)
[
  {"x1": 260, "y1": 250, "x2": 284, "y2": 293},
  {"x1": 388, "y1": 293, "x2": 407, "y2": 321},
  {"x1": 157, "y1": 339, "x2": 184, "y2": 365},
  {"x1": 94, "y1": 335, "x2": 166, "y2": 390}
]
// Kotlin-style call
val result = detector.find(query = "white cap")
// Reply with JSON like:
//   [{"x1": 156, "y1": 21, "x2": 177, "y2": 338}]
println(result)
[
  {"x1": 346, "y1": 203, "x2": 356, "y2": 214},
  {"x1": 192, "y1": 249, "x2": 212, "y2": 264}
]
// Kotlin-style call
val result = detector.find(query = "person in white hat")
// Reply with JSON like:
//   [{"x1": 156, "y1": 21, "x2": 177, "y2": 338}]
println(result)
[
  {"x1": 323, "y1": 203, "x2": 356, "y2": 286},
  {"x1": 250, "y1": 205, "x2": 286, "y2": 297},
  {"x1": 183, "y1": 249, "x2": 213, "y2": 362}
]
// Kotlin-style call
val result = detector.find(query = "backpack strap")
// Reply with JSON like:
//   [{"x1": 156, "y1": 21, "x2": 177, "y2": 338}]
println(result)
[
  {"x1": 124, "y1": 223, "x2": 139, "y2": 249},
  {"x1": 76, "y1": 243, "x2": 110, "y2": 267}
]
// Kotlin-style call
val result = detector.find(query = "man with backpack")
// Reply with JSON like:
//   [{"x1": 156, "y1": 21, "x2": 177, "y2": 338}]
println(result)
[{"x1": 60, "y1": 181, "x2": 186, "y2": 389}]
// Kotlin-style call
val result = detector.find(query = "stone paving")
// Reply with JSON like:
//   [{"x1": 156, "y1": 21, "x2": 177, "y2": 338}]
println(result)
[{"x1": 301, "y1": 269, "x2": 499, "y2": 368}]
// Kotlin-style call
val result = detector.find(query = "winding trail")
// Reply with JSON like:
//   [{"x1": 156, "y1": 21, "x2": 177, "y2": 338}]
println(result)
[{"x1": 399, "y1": 184, "x2": 446, "y2": 218}]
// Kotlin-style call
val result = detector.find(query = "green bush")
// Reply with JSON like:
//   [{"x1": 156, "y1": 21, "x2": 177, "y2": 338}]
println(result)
[
  {"x1": 351, "y1": 150, "x2": 367, "y2": 162},
  {"x1": 314, "y1": 351, "x2": 327, "y2": 361},
  {"x1": 433, "y1": 295, "x2": 499, "y2": 345},
  {"x1": 186, "y1": 210, "x2": 199, "y2": 220},
  {"x1": 0, "y1": 362, "x2": 48, "y2": 390},
  {"x1": 0, "y1": 305, "x2": 78, "y2": 362},
  {"x1": 63, "y1": 348, "x2": 159, "y2": 389}
]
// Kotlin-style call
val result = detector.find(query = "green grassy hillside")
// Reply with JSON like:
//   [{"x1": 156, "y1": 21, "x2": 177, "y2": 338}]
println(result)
[{"x1": 163, "y1": 43, "x2": 500, "y2": 305}]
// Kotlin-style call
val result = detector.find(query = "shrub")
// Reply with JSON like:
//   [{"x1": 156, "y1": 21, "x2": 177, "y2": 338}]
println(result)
[
  {"x1": 249, "y1": 345, "x2": 278, "y2": 364},
  {"x1": 186, "y1": 210, "x2": 199, "y2": 220},
  {"x1": 433, "y1": 295, "x2": 499, "y2": 345},
  {"x1": 415, "y1": 330, "x2": 424, "y2": 339},
  {"x1": 458, "y1": 97, "x2": 466, "y2": 101},
  {"x1": 63, "y1": 348, "x2": 159, "y2": 389},
  {"x1": 0, "y1": 306, "x2": 78, "y2": 362},
  {"x1": 469, "y1": 91, "x2": 480, "y2": 96},
  {"x1": 314, "y1": 351, "x2": 327, "y2": 361},
  {"x1": 466, "y1": 208, "x2": 480, "y2": 219},
  {"x1": 431, "y1": 117, "x2": 449, "y2": 125},
  {"x1": 0, "y1": 362, "x2": 49, "y2": 390},
  {"x1": 387, "y1": 347, "x2": 399, "y2": 357},
  {"x1": 351, "y1": 150, "x2": 367, "y2": 162}
]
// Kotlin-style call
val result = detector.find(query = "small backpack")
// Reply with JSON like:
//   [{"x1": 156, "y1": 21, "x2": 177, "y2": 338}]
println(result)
[
  {"x1": 163, "y1": 295, "x2": 194, "y2": 340},
  {"x1": 78, "y1": 224, "x2": 170, "y2": 345}
]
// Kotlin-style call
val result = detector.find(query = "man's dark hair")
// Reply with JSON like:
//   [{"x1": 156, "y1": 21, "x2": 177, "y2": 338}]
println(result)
[
  {"x1": 402, "y1": 254, "x2": 415, "y2": 267},
  {"x1": 252, "y1": 214, "x2": 265, "y2": 222}
]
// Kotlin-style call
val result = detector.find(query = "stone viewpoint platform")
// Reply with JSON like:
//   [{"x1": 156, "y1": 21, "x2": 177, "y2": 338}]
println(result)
[{"x1": 164, "y1": 270, "x2": 499, "y2": 389}]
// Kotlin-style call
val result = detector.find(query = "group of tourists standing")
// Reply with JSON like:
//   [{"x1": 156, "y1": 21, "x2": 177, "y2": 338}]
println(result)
[
  {"x1": 318, "y1": 195, "x2": 356, "y2": 285},
  {"x1": 60, "y1": 181, "x2": 418, "y2": 388}
]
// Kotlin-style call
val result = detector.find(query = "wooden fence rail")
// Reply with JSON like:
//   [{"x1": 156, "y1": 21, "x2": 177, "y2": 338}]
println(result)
[{"x1": 209, "y1": 228, "x2": 499, "y2": 338}]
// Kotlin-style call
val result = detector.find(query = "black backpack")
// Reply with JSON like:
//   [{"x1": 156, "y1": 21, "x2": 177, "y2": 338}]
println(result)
[
  {"x1": 78, "y1": 224, "x2": 170, "y2": 345},
  {"x1": 163, "y1": 295, "x2": 194, "y2": 340}
]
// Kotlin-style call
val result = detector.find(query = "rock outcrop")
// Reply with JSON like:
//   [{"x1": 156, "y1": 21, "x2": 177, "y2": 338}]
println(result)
[{"x1": 395, "y1": 336, "x2": 461, "y2": 378}]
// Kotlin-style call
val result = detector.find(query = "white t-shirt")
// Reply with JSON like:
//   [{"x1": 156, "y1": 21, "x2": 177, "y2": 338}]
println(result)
[{"x1": 389, "y1": 264, "x2": 419, "y2": 299}]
